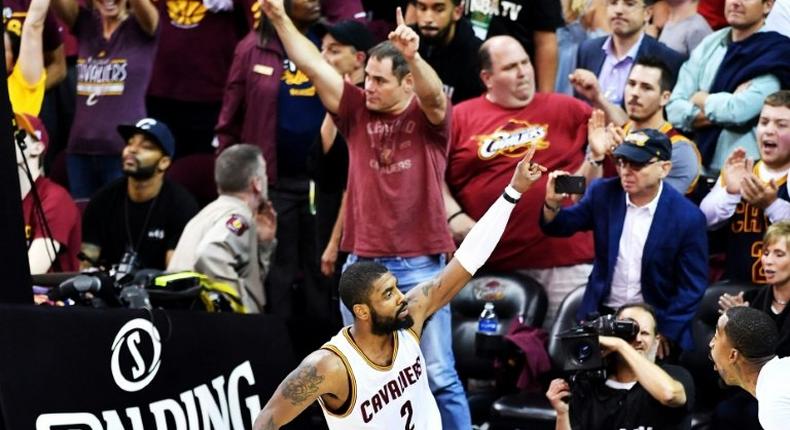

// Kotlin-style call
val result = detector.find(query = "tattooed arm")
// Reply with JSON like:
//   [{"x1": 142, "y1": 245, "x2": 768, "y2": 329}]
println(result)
[{"x1": 253, "y1": 350, "x2": 349, "y2": 430}]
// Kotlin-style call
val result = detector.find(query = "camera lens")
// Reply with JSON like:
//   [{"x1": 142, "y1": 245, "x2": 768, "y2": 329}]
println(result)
[{"x1": 574, "y1": 341, "x2": 593, "y2": 363}]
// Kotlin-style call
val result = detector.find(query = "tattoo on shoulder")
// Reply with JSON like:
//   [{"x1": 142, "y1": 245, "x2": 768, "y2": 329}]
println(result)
[{"x1": 282, "y1": 365, "x2": 324, "y2": 406}]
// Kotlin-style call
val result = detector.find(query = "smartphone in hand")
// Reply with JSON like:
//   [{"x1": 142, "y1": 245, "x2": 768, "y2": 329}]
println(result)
[{"x1": 555, "y1": 175, "x2": 586, "y2": 194}]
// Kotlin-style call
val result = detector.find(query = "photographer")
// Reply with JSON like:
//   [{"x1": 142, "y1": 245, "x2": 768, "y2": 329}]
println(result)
[{"x1": 546, "y1": 303, "x2": 694, "y2": 430}]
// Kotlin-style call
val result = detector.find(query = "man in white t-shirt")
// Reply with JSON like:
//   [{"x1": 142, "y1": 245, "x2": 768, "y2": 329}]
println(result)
[{"x1": 709, "y1": 306, "x2": 790, "y2": 430}]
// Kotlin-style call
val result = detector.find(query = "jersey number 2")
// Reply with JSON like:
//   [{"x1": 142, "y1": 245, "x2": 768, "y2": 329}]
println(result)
[{"x1": 400, "y1": 400, "x2": 415, "y2": 430}]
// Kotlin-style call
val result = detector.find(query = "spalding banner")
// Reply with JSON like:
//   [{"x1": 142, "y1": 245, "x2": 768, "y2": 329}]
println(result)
[{"x1": 0, "y1": 305, "x2": 305, "y2": 429}]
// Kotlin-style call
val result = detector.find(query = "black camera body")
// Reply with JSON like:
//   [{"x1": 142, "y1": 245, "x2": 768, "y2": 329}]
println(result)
[{"x1": 556, "y1": 314, "x2": 639, "y2": 374}]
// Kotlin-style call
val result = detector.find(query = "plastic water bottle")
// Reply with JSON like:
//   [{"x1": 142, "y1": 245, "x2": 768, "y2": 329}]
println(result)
[{"x1": 478, "y1": 302, "x2": 499, "y2": 335}]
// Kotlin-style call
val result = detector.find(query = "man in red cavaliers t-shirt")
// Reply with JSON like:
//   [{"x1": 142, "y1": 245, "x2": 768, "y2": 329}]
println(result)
[{"x1": 445, "y1": 35, "x2": 594, "y2": 327}]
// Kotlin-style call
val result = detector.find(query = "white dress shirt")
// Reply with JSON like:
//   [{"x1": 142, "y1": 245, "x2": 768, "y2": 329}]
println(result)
[{"x1": 605, "y1": 182, "x2": 663, "y2": 309}]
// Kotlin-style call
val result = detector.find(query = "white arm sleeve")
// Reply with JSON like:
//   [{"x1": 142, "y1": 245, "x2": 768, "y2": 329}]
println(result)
[{"x1": 454, "y1": 186, "x2": 520, "y2": 275}]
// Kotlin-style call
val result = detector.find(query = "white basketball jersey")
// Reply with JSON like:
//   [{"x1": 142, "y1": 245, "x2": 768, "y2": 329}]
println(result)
[{"x1": 318, "y1": 327, "x2": 442, "y2": 430}]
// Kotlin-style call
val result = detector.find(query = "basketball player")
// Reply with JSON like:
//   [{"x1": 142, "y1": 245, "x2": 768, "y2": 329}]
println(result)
[{"x1": 251, "y1": 147, "x2": 546, "y2": 429}]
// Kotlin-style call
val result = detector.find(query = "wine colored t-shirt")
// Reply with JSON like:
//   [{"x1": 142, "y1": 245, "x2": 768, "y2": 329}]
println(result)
[{"x1": 333, "y1": 82, "x2": 454, "y2": 257}]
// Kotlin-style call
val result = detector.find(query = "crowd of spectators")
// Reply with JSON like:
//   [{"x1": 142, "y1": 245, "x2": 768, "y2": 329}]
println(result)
[{"x1": 5, "y1": 0, "x2": 790, "y2": 427}]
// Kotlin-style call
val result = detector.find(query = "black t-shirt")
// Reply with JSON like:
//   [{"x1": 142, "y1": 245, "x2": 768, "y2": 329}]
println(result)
[
  {"x1": 466, "y1": 0, "x2": 564, "y2": 62},
  {"x1": 570, "y1": 364, "x2": 694, "y2": 430},
  {"x1": 415, "y1": 18, "x2": 485, "y2": 105},
  {"x1": 82, "y1": 178, "x2": 199, "y2": 270}
]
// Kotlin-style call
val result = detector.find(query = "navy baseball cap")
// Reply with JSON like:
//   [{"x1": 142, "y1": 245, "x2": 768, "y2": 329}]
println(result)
[
  {"x1": 613, "y1": 128, "x2": 672, "y2": 163},
  {"x1": 118, "y1": 118, "x2": 176, "y2": 158}
]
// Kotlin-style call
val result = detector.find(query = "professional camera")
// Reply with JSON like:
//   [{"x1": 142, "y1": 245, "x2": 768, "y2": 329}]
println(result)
[{"x1": 555, "y1": 314, "x2": 639, "y2": 377}]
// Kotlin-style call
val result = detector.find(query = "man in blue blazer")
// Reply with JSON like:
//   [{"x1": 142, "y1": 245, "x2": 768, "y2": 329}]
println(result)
[
  {"x1": 569, "y1": 0, "x2": 686, "y2": 126},
  {"x1": 540, "y1": 129, "x2": 708, "y2": 352}
]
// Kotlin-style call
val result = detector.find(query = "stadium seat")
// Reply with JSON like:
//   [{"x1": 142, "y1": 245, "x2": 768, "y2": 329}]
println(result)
[
  {"x1": 489, "y1": 285, "x2": 586, "y2": 429},
  {"x1": 450, "y1": 272, "x2": 547, "y2": 423}
]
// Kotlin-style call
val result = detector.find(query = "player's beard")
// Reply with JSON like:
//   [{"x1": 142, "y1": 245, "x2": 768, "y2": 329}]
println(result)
[{"x1": 370, "y1": 302, "x2": 414, "y2": 335}]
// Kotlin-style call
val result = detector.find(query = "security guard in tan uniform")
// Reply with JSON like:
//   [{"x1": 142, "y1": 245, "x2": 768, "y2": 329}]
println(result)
[{"x1": 168, "y1": 144, "x2": 277, "y2": 312}]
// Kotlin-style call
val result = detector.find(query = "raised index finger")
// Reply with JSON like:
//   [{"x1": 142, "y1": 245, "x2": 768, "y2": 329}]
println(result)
[{"x1": 395, "y1": 6, "x2": 405, "y2": 26}]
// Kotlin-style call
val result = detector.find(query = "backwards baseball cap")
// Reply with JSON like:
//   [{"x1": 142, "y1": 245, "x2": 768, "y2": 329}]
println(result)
[
  {"x1": 321, "y1": 20, "x2": 375, "y2": 53},
  {"x1": 613, "y1": 128, "x2": 672, "y2": 163},
  {"x1": 14, "y1": 113, "x2": 49, "y2": 150},
  {"x1": 117, "y1": 118, "x2": 176, "y2": 158}
]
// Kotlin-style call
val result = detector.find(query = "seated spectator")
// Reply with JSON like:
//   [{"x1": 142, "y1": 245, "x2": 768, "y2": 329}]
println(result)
[
  {"x1": 546, "y1": 303, "x2": 694, "y2": 430},
  {"x1": 570, "y1": 0, "x2": 685, "y2": 125},
  {"x1": 579, "y1": 56, "x2": 701, "y2": 195},
  {"x1": 464, "y1": 0, "x2": 565, "y2": 92},
  {"x1": 445, "y1": 35, "x2": 594, "y2": 326},
  {"x1": 81, "y1": 118, "x2": 198, "y2": 271},
  {"x1": 700, "y1": 91, "x2": 790, "y2": 285},
  {"x1": 168, "y1": 144, "x2": 277, "y2": 314},
  {"x1": 412, "y1": 0, "x2": 484, "y2": 104},
  {"x1": 666, "y1": 0, "x2": 790, "y2": 172},
  {"x1": 51, "y1": 0, "x2": 159, "y2": 199},
  {"x1": 15, "y1": 113, "x2": 80, "y2": 273},
  {"x1": 709, "y1": 306, "x2": 790, "y2": 430},
  {"x1": 541, "y1": 129, "x2": 708, "y2": 353},
  {"x1": 715, "y1": 220, "x2": 790, "y2": 430},
  {"x1": 657, "y1": 0, "x2": 712, "y2": 55},
  {"x1": 5, "y1": 0, "x2": 49, "y2": 116}
]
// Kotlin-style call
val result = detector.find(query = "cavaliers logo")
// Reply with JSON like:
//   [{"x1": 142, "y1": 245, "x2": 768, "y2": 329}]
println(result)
[
  {"x1": 167, "y1": 0, "x2": 207, "y2": 28},
  {"x1": 474, "y1": 119, "x2": 549, "y2": 160},
  {"x1": 625, "y1": 131, "x2": 650, "y2": 147}
]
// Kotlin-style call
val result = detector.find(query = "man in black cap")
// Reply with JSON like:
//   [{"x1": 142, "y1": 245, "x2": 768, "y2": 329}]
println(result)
[
  {"x1": 540, "y1": 128, "x2": 709, "y2": 355},
  {"x1": 81, "y1": 118, "x2": 199, "y2": 271}
]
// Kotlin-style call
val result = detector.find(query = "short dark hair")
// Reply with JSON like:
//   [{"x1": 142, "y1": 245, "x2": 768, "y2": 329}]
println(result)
[
  {"x1": 633, "y1": 55, "x2": 676, "y2": 92},
  {"x1": 724, "y1": 307, "x2": 778, "y2": 362},
  {"x1": 215, "y1": 144, "x2": 264, "y2": 193},
  {"x1": 368, "y1": 41, "x2": 410, "y2": 81},
  {"x1": 616, "y1": 303, "x2": 658, "y2": 334},
  {"x1": 339, "y1": 262, "x2": 389, "y2": 313},
  {"x1": 764, "y1": 90, "x2": 790, "y2": 110}
]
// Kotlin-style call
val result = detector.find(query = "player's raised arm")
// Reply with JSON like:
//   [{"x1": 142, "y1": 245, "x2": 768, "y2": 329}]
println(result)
[
  {"x1": 253, "y1": 350, "x2": 348, "y2": 430},
  {"x1": 405, "y1": 145, "x2": 546, "y2": 337}
]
